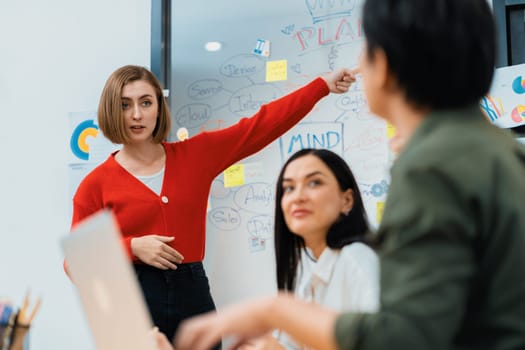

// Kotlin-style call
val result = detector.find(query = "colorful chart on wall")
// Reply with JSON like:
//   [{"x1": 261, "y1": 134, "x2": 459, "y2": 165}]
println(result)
[
  {"x1": 67, "y1": 111, "x2": 121, "y2": 216},
  {"x1": 482, "y1": 63, "x2": 525, "y2": 129}
]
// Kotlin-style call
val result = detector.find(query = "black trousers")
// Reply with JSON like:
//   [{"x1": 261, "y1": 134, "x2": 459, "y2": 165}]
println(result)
[{"x1": 134, "y1": 262, "x2": 221, "y2": 349}]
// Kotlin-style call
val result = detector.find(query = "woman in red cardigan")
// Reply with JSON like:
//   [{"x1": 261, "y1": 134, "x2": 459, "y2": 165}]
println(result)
[{"x1": 70, "y1": 64, "x2": 355, "y2": 344}]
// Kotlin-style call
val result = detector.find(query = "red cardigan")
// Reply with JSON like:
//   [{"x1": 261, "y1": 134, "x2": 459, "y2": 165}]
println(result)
[{"x1": 71, "y1": 78, "x2": 329, "y2": 263}]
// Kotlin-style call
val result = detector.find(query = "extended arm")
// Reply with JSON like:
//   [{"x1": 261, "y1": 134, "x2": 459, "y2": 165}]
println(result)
[{"x1": 192, "y1": 68, "x2": 358, "y2": 177}]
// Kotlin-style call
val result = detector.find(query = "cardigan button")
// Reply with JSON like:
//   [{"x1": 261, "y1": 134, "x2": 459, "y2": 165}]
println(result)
[{"x1": 161, "y1": 196, "x2": 169, "y2": 204}]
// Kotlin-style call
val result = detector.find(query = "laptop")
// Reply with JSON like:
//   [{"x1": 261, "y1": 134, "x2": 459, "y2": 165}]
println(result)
[{"x1": 61, "y1": 209, "x2": 155, "y2": 350}]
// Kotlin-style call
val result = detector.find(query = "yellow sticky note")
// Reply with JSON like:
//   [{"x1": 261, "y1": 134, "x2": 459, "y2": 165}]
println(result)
[
  {"x1": 376, "y1": 201, "x2": 385, "y2": 224},
  {"x1": 224, "y1": 164, "x2": 245, "y2": 188},
  {"x1": 266, "y1": 60, "x2": 287, "y2": 82},
  {"x1": 386, "y1": 122, "x2": 396, "y2": 138}
]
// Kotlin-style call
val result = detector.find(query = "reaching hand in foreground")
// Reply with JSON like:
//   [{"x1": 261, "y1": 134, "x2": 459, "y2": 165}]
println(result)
[{"x1": 173, "y1": 294, "x2": 339, "y2": 350}]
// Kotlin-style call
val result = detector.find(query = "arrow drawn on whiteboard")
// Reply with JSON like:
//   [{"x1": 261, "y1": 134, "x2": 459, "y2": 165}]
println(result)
[
  {"x1": 335, "y1": 111, "x2": 349, "y2": 122},
  {"x1": 291, "y1": 64, "x2": 302, "y2": 74},
  {"x1": 281, "y1": 24, "x2": 295, "y2": 35},
  {"x1": 328, "y1": 45, "x2": 339, "y2": 71}
]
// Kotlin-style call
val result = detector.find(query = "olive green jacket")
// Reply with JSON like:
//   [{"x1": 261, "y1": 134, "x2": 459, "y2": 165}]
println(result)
[{"x1": 336, "y1": 106, "x2": 525, "y2": 349}]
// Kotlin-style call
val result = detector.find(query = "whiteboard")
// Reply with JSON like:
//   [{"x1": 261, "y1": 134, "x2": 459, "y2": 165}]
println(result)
[{"x1": 170, "y1": 0, "x2": 392, "y2": 308}]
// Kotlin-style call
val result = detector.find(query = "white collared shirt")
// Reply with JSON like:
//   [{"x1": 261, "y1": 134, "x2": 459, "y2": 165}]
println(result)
[
  {"x1": 278, "y1": 243, "x2": 380, "y2": 349},
  {"x1": 297, "y1": 243, "x2": 380, "y2": 312}
]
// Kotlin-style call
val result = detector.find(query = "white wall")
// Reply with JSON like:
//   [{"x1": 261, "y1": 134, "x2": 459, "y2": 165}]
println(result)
[{"x1": 0, "y1": 1, "x2": 150, "y2": 349}]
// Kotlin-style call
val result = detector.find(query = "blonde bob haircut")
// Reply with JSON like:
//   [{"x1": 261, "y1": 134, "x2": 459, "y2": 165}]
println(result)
[{"x1": 97, "y1": 65, "x2": 171, "y2": 144}]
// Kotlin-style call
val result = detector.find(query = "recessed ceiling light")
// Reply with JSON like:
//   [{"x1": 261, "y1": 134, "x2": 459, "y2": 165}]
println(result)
[{"x1": 204, "y1": 41, "x2": 222, "y2": 52}]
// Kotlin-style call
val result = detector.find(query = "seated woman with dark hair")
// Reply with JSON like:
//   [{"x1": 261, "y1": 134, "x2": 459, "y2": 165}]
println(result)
[{"x1": 248, "y1": 148, "x2": 378, "y2": 350}]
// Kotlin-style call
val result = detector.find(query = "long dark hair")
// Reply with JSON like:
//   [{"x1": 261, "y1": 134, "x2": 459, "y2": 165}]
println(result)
[{"x1": 274, "y1": 149, "x2": 370, "y2": 291}]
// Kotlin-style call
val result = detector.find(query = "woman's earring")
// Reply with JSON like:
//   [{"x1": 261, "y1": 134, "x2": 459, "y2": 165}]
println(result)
[{"x1": 343, "y1": 209, "x2": 350, "y2": 216}]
